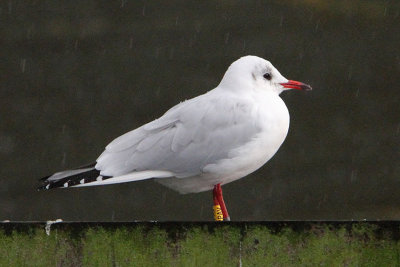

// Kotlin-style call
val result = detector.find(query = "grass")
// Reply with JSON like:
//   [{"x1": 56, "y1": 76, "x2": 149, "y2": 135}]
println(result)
[
  {"x1": 83, "y1": 227, "x2": 172, "y2": 266},
  {"x1": 0, "y1": 222, "x2": 399, "y2": 266}
]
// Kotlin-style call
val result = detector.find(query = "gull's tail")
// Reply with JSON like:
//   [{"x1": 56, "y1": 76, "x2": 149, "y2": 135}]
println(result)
[
  {"x1": 38, "y1": 163, "x2": 174, "y2": 190},
  {"x1": 38, "y1": 162, "x2": 112, "y2": 190}
]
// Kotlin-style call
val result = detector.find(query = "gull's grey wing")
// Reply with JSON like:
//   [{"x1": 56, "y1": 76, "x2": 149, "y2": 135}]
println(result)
[{"x1": 96, "y1": 90, "x2": 262, "y2": 178}]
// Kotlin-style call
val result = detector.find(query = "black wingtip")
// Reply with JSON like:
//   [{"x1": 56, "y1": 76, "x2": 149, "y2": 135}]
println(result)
[
  {"x1": 37, "y1": 166, "x2": 112, "y2": 191},
  {"x1": 39, "y1": 162, "x2": 96, "y2": 182}
]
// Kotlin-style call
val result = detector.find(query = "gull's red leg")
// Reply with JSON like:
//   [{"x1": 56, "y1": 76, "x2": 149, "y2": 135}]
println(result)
[{"x1": 214, "y1": 184, "x2": 230, "y2": 221}]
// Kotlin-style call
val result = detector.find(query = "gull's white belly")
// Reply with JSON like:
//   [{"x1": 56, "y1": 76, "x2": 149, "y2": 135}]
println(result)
[{"x1": 159, "y1": 94, "x2": 290, "y2": 194}]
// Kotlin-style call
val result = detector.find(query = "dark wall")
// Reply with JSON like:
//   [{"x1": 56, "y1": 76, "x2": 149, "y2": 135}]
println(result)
[{"x1": 1, "y1": 0, "x2": 399, "y2": 221}]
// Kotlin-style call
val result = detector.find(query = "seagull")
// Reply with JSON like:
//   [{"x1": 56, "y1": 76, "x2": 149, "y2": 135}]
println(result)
[{"x1": 39, "y1": 55, "x2": 311, "y2": 221}]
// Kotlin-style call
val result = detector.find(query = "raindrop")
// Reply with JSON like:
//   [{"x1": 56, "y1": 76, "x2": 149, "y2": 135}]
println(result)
[
  {"x1": 308, "y1": 11, "x2": 314, "y2": 22},
  {"x1": 396, "y1": 123, "x2": 400, "y2": 135},
  {"x1": 347, "y1": 65, "x2": 353, "y2": 80},
  {"x1": 175, "y1": 16, "x2": 179, "y2": 26},
  {"x1": 0, "y1": 134, "x2": 15, "y2": 154},
  {"x1": 74, "y1": 40, "x2": 78, "y2": 50},
  {"x1": 317, "y1": 194, "x2": 327, "y2": 209},
  {"x1": 62, "y1": 152, "x2": 67, "y2": 166},
  {"x1": 26, "y1": 24, "x2": 34, "y2": 39},
  {"x1": 155, "y1": 86, "x2": 161, "y2": 97},
  {"x1": 384, "y1": 7, "x2": 387, "y2": 16},
  {"x1": 242, "y1": 40, "x2": 246, "y2": 51},
  {"x1": 142, "y1": 4, "x2": 146, "y2": 16},
  {"x1": 120, "y1": 0, "x2": 127, "y2": 8},
  {"x1": 355, "y1": 88, "x2": 360, "y2": 98},
  {"x1": 225, "y1": 32, "x2": 230, "y2": 44},
  {"x1": 267, "y1": 185, "x2": 273, "y2": 198},
  {"x1": 20, "y1": 59, "x2": 26, "y2": 73},
  {"x1": 315, "y1": 20, "x2": 320, "y2": 31},
  {"x1": 195, "y1": 22, "x2": 201, "y2": 33},
  {"x1": 280, "y1": 15, "x2": 283, "y2": 27}
]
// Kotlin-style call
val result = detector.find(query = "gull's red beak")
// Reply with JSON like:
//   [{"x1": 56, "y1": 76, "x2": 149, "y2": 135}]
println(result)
[{"x1": 280, "y1": 80, "x2": 312, "y2": 91}]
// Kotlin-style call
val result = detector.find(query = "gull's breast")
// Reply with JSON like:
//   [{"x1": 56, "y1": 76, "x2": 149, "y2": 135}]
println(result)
[{"x1": 203, "y1": 94, "x2": 290, "y2": 185}]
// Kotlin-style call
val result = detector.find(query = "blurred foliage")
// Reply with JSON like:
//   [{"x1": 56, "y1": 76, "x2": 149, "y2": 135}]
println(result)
[{"x1": 0, "y1": 223, "x2": 400, "y2": 265}]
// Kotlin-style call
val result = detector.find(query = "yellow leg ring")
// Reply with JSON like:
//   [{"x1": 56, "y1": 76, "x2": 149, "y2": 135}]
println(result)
[{"x1": 213, "y1": 205, "x2": 223, "y2": 221}]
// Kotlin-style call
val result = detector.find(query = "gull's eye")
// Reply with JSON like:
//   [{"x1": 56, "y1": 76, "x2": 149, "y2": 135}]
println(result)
[{"x1": 263, "y1": 73, "x2": 272, "y2": 80}]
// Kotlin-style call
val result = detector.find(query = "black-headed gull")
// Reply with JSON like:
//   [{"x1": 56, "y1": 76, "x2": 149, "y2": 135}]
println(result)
[{"x1": 39, "y1": 55, "x2": 311, "y2": 221}]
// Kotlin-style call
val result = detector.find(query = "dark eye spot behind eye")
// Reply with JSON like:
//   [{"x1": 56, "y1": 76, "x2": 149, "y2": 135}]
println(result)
[{"x1": 263, "y1": 73, "x2": 272, "y2": 80}]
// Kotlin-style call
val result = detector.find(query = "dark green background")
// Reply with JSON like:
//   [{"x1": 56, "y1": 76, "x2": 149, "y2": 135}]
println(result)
[{"x1": 1, "y1": 0, "x2": 399, "y2": 221}]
